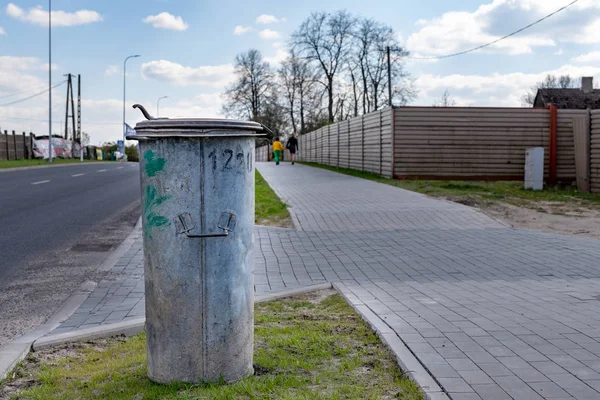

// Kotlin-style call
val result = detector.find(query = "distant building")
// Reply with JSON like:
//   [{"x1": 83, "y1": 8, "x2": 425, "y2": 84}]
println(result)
[{"x1": 534, "y1": 77, "x2": 600, "y2": 109}]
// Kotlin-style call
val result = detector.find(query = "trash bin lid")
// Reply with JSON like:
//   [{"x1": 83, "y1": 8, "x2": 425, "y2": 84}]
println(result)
[{"x1": 127, "y1": 104, "x2": 269, "y2": 140}]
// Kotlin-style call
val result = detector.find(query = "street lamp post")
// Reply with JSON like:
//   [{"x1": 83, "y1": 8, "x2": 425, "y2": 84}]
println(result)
[
  {"x1": 48, "y1": 0, "x2": 52, "y2": 163},
  {"x1": 157, "y1": 96, "x2": 168, "y2": 117},
  {"x1": 122, "y1": 55, "x2": 140, "y2": 148}
]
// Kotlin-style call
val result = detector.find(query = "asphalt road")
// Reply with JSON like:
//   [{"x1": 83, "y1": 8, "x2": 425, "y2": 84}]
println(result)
[{"x1": 0, "y1": 162, "x2": 141, "y2": 345}]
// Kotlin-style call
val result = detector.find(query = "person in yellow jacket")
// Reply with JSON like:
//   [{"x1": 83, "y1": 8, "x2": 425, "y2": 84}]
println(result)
[{"x1": 272, "y1": 137, "x2": 284, "y2": 165}]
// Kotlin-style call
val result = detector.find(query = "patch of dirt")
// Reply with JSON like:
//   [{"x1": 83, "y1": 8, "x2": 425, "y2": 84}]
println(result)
[
  {"x1": 449, "y1": 196, "x2": 600, "y2": 240},
  {"x1": 256, "y1": 215, "x2": 295, "y2": 229},
  {"x1": 0, "y1": 339, "x2": 118, "y2": 399},
  {"x1": 483, "y1": 202, "x2": 600, "y2": 239}
]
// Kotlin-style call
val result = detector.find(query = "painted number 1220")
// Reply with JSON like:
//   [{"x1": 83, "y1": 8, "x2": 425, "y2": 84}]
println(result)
[{"x1": 208, "y1": 149, "x2": 252, "y2": 173}]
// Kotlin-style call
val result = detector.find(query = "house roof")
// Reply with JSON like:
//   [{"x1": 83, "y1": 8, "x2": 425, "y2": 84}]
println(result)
[{"x1": 534, "y1": 88, "x2": 600, "y2": 109}]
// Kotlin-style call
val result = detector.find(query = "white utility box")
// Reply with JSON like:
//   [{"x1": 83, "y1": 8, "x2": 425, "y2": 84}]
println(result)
[{"x1": 524, "y1": 147, "x2": 544, "y2": 191}]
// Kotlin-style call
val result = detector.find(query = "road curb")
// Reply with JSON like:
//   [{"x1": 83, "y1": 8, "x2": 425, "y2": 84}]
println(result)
[
  {"x1": 97, "y1": 217, "x2": 142, "y2": 272},
  {"x1": 0, "y1": 162, "x2": 119, "y2": 173},
  {"x1": 33, "y1": 318, "x2": 146, "y2": 351},
  {"x1": 33, "y1": 283, "x2": 335, "y2": 350},
  {"x1": 0, "y1": 280, "x2": 97, "y2": 383},
  {"x1": 332, "y1": 282, "x2": 450, "y2": 400},
  {"x1": 0, "y1": 218, "x2": 142, "y2": 383},
  {"x1": 255, "y1": 283, "x2": 333, "y2": 303}
]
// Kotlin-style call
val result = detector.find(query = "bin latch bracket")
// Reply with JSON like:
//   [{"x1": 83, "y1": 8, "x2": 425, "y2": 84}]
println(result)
[{"x1": 174, "y1": 212, "x2": 236, "y2": 238}]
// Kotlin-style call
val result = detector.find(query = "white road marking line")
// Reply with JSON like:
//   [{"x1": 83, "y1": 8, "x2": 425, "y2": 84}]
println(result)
[
  {"x1": 117, "y1": 167, "x2": 124, "y2": 169},
  {"x1": 31, "y1": 180, "x2": 50, "y2": 185},
  {"x1": 97, "y1": 169, "x2": 107, "y2": 172},
  {"x1": 72, "y1": 173, "x2": 85, "y2": 177}
]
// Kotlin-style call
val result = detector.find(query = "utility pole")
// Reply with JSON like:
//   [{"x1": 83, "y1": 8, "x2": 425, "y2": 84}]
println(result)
[
  {"x1": 123, "y1": 55, "x2": 141, "y2": 151},
  {"x1": 78, "y1": 74, "x2": 82, "y2": 162},
  {"x1": 387, "y1": 46, "x2": 392, "y2": 107},
  {"x1": 48, "y1": 0, "x2": 52, "y2": 163},
  {"x1": 64, "y1": 73, "x2": 76, "y2": 140}
]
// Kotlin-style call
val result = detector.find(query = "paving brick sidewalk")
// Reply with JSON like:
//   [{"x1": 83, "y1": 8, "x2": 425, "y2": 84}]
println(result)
[{"x1": 55, "y1": 162, "x2": 600, "y2": 399}]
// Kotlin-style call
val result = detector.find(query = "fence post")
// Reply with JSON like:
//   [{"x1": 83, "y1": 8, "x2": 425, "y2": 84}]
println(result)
[
  {"x1": 12, "y1": 131, "x2": 17, "y2": 160},
  {"x1": 328, "y1": 125, "x2": 331, "y2": 166},
  {"x1": 22, "y1": 132, "x2": 26, "y2": 159},
  {"x1": 380, "y1": 110, "x2": 383, "y2": 176},
  {"x1": 30, "y1": 133, "x2": 35, "y2": 159},
  {"x1": 337, "y1": 123, "x2": 340, "y2": 169},
  {"x1": 548, "y1": 105, "x2": 558, "y2": 185},
  {"x1": 314, "y1": 131, "x2": 316, "y2": 162},
  {"x1": 4, "y1": 130, "x2": 9, "y2": 160},
  {"x1": 361, "y1": 115, "x2": 365, "y2": 172},
  {"x1": 391, "y1": 108, "x2": 396, "y2": 179},
  {"x1": 348, "y1": 119, "x2": 350, "y2": 168}
]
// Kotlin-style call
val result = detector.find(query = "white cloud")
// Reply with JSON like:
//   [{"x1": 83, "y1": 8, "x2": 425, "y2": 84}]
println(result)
[
  {"x1": 554, "y1": 49, "x2": 564, "y2": 56},
  {"x1": 259, "y1": 28, "x2": 280, "y2": 40},
  {"x1": 0, "y1": 27, "x2": 6, "y2": 35},
  {"x1": 104, "y1": 65, "x2": 119, "y2": 77},
  {"x1": 141, "y1": 60, "x2": 235, "y2": 88},
  {"x1": 406, "y1": 0, "x2": 600, "y2": 56},
  {"x1": 573, "y1": 51, "x2": 600, "y2": 63},
  {"x1": 143, "y1": 12, "x2": 188, "y2": 31},
  {"x1": 160, "y1": 94, "x2": 224, "y2": 119},
  {"x1": 233, "y1": 25, "x2": 253, "y2": 35},
  {"x1": 6, "y1": 3, "x2": 102, "y2": 27},
  {"x1": 264, "y1": 49, "x2": 288, "y2": 65},
  {"x1": 414, "y1": 65, "x2": 600, "y2": 107},
  {"x1": 0, "y1": 57, "x2": 47, "y2": 96},
  {"x1": 256, "y1": 14, "x2": 284, "y2": 24}
]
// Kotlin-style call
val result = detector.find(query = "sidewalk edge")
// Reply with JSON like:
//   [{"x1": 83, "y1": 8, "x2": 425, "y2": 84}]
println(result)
[
  {"x1": 97, "y1": 217, "x2": 142, "y2": 272},
  {"x1": 333, "y1": 282, "x2": 450, "y2": 400}
]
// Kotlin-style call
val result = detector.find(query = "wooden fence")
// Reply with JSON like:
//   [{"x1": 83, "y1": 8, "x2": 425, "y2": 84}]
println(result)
[
  {"x1": 295, "y1": 108, "x2": 394, "y2": 177},
  {"x1": 0, "y1": 130, "x2": 35, "y2": 160},
  {"x1": 591, "y1": 110, "x2": 600, "y2": 193},
  {"x1": 256, "y1": 106, "x2": 600, "y2": 193}
]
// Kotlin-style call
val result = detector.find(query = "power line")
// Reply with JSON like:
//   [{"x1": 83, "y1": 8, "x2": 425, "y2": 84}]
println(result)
[
  {"x1": 0, "y1": 80, "x2": 67, "y2": 107},
  {"x1": 408, "y1": 0, "x2": 579, "y2": 60},
  {"x1": 0, "y1": 84, "x2": 53, "y2": 100},
  {"x1": 0, "y1": 115, "x2": 121, "y2": 126}
]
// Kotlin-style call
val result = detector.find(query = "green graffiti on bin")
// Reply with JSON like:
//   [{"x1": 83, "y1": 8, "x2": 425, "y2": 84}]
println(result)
[
  {"x1": 142, "y1": 149, "x2": 170, "y2": 238},
  {"x1": 143, "y1": 185, "x2": 172, "y2": 238},
  {"x1": 144, "y1": 149, "x2": 167, "y2": 177}
]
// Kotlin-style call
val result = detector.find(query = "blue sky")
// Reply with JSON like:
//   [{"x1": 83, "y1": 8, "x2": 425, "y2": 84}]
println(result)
[{"x1": 1, "y1": 0, "x2": 599, "y2": 145}]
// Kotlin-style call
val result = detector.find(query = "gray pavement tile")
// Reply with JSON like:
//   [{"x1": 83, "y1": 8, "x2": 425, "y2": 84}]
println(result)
[
  {"x1": 471, "y1": 383, "x2": 511, "y2": 400},
  {"x1": 428, "y1": 364, "x2": 461, "y2": 378},
  {"x1": 458, "y1": 369, "x2": 494, "y2": 385},
  {"x1": 437, "y1": 377, "x2": 474, "y2": 393},
  {"x1": 528, "y1": 382, "x2": 571, "y2": 399},
  {"x1": 493, "y1": 376, "x2": 545, "y2": 400},
  {"x1": 448, "y1": 394, "x2": 483, "y2": 400},
  {"x1": 447, "y1": 358, "x2": 481, "y2": 371}
]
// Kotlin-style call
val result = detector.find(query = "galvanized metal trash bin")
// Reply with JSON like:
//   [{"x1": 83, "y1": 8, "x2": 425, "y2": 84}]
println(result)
[{"x1": 127, "y1": 104, "x2": 265, "y2": 384}]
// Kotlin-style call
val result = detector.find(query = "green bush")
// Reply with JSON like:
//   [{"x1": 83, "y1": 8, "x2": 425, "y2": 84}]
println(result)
[{"x1": 125, "y1": 145, "x2": 139, "y2": 162}]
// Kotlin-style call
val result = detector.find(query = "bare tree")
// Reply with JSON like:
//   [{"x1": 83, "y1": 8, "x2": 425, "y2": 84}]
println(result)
[
  {"x1": 278, "y1": 52, "x2": 321, "y2": 134},
  {"x1": 222, "y1": 49, "x2": 272, "y2": 119},
  {"x1": 278, "y1": 54, "x2": 299, "y2": 133},
  {"x1": 292, "y1": 11, "x2": 355, "y2": 123},
  {"x1": 433, "y1": 90, "x2": 456, "y2": 107},
  {"x1": 351, "y1": 18, "x2": 414, "y2": 112},
  {"x1": 522, "y1": 74, "x2": 578, "y2": 106}
]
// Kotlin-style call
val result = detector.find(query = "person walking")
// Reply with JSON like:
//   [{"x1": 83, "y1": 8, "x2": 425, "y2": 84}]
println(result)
[
  {"x1": 286, "y1": 132, "x2": 299, "y2": 165},
  {"x1": 272, "y1": 137, "x2": 284, "y2": 165}
]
